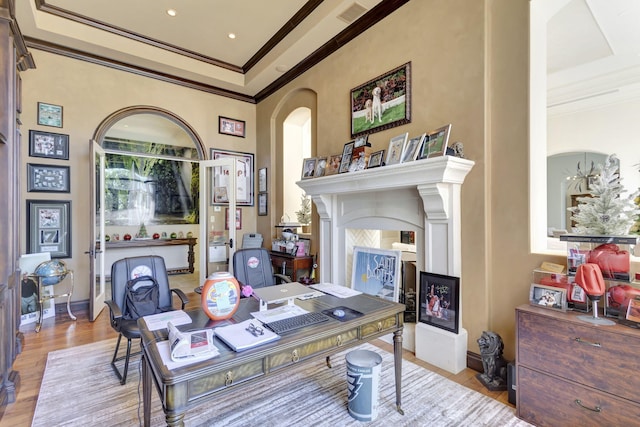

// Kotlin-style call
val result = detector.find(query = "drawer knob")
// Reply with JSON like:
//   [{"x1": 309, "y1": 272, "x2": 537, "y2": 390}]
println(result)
[
  {"x1": 336, "y1": 335, "x2": 343, "y2": 347},
  {"x1": 377, "y1": 321, "x2": 383, "y2": 332},
  {"x1": 291, "y1": 349, "x2": 300, "y2": 363},
  {"x1": 225, "y1": 371, "x2": 233, "y2": 386},
  {"x1": 575, "y1": 399, "x2": 601, "y2": 413},
  {"x1": 574, "y1": 337, "x2": 602, "y2": 347}
]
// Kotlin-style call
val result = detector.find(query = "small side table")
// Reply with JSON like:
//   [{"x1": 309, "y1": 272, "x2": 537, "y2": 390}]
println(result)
[{"x1": 29, "y1": 270, "x2": 77, "y2": 332}]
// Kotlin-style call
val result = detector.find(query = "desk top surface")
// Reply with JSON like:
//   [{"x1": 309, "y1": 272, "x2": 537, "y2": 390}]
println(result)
[{"x1": 140, "y1": 293, "x2": 404, "y2": 378}]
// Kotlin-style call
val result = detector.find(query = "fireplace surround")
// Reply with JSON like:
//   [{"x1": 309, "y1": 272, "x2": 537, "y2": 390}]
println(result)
[{"x1": 298, "y1": 155, "x2": 474, "y2": 373}]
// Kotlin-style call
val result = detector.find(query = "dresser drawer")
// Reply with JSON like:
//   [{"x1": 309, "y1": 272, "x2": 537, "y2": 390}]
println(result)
[
  {"x1": 517, "y1": 366, "x2": 640, "y2": 426},
  {"x1": 517, "y1": 310, "x2": 640, "y2": 402},
  {"x1": 267, "y1": 329, "x2": 359, "y2": 370}
]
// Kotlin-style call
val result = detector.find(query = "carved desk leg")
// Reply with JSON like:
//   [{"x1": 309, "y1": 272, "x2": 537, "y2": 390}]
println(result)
[
  {"x1": 142, "y1": 354, "x2": 151, "y2": 427},
  {"x1": 393, "y1": 327, "x2": 404, "y2": 415}
]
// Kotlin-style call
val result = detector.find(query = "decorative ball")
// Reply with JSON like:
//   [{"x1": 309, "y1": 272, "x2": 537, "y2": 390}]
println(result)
[
  {"x1": 153, "y1": 233, "x2": 160, "y2": 239},
  {"x1": 105, "y1": 235, "x2": 110, "y2": 242},
  {"x1": 187, "y1": 231, "x2": 194, "y2": 238},
  {"x1": 201, "y1": 272, "x2": 241, "y2": 320},
  {"x1": 124, "y1": 234, "x2": 132, "y2": 241},
  {"x1": 34, "y1": 260, "x2": 68, "y2": 286},
  {"x1": 170, "y1": 232, "x2": 177, "y2": 239}
]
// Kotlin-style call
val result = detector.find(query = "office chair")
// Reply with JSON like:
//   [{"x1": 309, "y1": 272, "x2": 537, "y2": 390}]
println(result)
[
  {"x1": 105, "y1": 255, "x2": 188, "y2": 384},
  {"x1": 233, "y1": 248, "x2": 291, "y2": 290}
]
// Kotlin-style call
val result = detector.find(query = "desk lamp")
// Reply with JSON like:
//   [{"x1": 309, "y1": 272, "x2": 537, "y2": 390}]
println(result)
[{"x1": 575, "y1": 263, "x2": 615, "y2": 326}]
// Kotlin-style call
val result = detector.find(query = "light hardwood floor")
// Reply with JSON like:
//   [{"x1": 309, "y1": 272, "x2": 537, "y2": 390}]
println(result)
[{"x1": 1, "y1": 272, "x2": 511, "y2": 426}]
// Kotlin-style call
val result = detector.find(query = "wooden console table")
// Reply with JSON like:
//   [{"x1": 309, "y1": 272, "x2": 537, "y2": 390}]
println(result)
[
  {"x1": 269, "y1": 251, "x2": 313, "y2": 282},
  {"x1": 97, "y1": 238, "x2": 197, "y2": 274}
]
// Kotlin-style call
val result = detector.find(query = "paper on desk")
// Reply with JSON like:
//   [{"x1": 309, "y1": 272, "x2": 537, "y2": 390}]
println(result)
[
  {"x1": 143, "y1": 310, "x2": 192, "y2": 331},
  {"x1": 310, "y1": 283, "x2": 361, "y2": 298},
  {"x1": 156, "y1": 340, "x2": 218, "y2": 369},
  {"x1": 250, "y1": 304, "x2": 309, "y2": 323},
  {"x1": 215, "y1": 319, "x2": 280, "y2": 352}
]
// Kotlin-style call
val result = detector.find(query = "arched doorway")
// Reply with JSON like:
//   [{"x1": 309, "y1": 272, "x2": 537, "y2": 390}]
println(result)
[{"x1": 88, "y1": 106, "x2": 204, "y2": 320}]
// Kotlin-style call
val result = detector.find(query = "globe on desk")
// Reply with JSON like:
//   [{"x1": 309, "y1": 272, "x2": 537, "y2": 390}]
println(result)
[{"x1": 34, "y1": 259, "x2": 68, "y2": 286}]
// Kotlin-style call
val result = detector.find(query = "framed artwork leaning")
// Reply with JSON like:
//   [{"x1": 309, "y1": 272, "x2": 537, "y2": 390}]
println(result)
[
  {"x1": 419, "y1": 271, "x2": 460, "y2": 334},
  {"x1": 385, "y1": 132, "x2": 408, "y2": 166},
  {"x1": 351, "y1": 246, "x2": 402, "y2": 302}
]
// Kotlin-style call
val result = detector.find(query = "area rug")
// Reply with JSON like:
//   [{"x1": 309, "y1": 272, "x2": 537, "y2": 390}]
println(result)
[{"x1": 32, "y1": 339, "x2": 531, "y2": 427}]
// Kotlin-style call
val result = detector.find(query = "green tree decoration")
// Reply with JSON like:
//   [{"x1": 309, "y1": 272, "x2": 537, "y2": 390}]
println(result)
[{"x1": 569, "y1": 154, "x2": 640, "y2": 235}]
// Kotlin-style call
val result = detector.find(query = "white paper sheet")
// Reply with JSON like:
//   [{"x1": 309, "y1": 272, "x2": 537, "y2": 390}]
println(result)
[
  {"x1": 143, "y1": 310, "x2": 192, "y2": 331},
  {"x1": 310, "y1": 283, "x2": 362, "y2": 298}
]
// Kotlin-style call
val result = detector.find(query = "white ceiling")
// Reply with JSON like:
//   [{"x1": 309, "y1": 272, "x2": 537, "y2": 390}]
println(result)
[
  {"x1": 15, "y1": 0, "x2": 386, "y2": 99},
  {"x1": 545, "y1": 0, "x2": 640, "y2": 114}
]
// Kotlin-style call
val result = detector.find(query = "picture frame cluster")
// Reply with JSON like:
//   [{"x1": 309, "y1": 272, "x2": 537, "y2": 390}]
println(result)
[
  {"x1": 300, "y1": 123, "x2": 455, "y2": 180},
  {"x1": 28, "y1": 102, "x2": 71, "y2": 259}
]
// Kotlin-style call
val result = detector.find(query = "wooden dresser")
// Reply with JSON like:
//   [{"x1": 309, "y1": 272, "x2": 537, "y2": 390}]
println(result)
[{"x1": 516, "y1": 304, "x2": 640, "y2": 426}]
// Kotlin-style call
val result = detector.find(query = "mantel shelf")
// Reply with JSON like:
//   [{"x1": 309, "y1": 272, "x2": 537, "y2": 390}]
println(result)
[{"x1": 297, "y1": 156, "x2": 474, "y2": 197}]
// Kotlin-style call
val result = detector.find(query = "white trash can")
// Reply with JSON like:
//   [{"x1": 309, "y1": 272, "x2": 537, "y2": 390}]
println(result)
[{"x1": 346, "y1": 349, "x2": 382, "y2": 421}]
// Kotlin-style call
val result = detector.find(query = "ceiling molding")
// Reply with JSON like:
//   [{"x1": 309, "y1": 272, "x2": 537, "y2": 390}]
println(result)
[
  {"x1": 24, "y1": 37, "x2": 256, "y2": 103},
  {"x1": 255, "y1": 0, "x2": 410, "y2": 102},
  {"x1": 24, "y1": 0, "x2": 410, "y2": 103}
]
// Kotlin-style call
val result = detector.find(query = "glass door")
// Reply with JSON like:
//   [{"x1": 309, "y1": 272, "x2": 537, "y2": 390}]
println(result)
[
  {"x1": 199, "y1": 158, "x2": 237, "y2": 285},
  {"x1": 89, "y1": 140, "x2": 106, "y2": 321}
]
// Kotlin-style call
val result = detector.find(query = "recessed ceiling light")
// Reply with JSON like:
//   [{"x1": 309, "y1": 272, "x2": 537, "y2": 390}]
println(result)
[
  {"x1": 228, "y1": 33, "x2": 236, "y2": 39},
  {"x1": 167, "y1": 9, "x2": 177, "y2": 17}
]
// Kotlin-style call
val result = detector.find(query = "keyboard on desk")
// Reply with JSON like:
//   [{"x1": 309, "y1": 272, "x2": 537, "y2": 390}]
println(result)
[{"x1": 263, "y1": 312, "x2": 331, "y2": 334}]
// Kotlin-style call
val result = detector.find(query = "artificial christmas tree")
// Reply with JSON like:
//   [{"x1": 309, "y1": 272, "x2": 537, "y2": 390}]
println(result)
[{"x1": 569, "y1": 154, "x2": 640, "y2": 236}]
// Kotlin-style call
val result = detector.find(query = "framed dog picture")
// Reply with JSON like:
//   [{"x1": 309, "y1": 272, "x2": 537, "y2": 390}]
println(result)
[{"x1": 350, "y1": 62, "x2": 411, "y2": 138}]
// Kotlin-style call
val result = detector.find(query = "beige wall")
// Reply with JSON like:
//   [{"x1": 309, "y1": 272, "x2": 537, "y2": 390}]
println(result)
[
  {"x1": 256, "y1": 0, "x2": 552, "y2": 359},
  {"x1": 20, "y1": 50, "x2": 257, "y2": 301}
]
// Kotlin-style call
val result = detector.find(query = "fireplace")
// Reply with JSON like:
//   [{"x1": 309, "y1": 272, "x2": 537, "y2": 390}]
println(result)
[{"x1": 298, "y1": 156, "x2": 474, "y2": 373}]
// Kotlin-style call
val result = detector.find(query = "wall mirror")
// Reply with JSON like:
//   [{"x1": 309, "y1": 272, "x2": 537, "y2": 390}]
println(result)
[
  {"x1": 94, "y1": 107, "x2": 205, "y2": 226},
  {"x1": 530, "y1": 0, "x2": 640, "y2": 254}
]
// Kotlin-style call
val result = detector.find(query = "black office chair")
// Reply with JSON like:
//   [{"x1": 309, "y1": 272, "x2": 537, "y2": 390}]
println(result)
[
  {"x1": 105, "y1": 255, "x2": 188, "y2": 385},
  {"x1": 233, "y1": 248, "x2": 291, "y2": 290}
]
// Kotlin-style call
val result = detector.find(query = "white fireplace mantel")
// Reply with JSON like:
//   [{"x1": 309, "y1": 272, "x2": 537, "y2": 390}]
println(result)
[{"x1": 298, "y1": 155, "x2": 474, "y2": 373}]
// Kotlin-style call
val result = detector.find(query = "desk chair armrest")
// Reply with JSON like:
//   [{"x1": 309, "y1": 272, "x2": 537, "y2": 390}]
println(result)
[
  {"x1": 171, "y1": 288, "x2": 189, "y2": 309},
  {"x1": 274, "y1": 273, "x2": 292, "y2": 284},
  {"x1": 105, "y1": 299, "x2": 123, "y2": 320}
]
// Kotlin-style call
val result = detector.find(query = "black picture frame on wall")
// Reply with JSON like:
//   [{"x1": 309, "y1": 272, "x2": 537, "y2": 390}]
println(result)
[
  {"x1": 29, "y1": 130, "x2": 69, "y2": 160},
  {"x1": 27, "y1": 199, "x2": 72, "y2": 258},
  {"x1": 210, "y1": 149, "x2": 254, "y2": 206},
  {"x1": 27, "y1": 163, "x2": 70, "y2": 193},
  {"x1": 419, "y1": 271, "x2": 460, "y2": 334}
]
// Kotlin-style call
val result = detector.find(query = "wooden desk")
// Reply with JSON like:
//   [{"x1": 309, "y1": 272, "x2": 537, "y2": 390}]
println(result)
[
  {"x1": 97, "y1": 238, "x2": 197, "y2": 274},
  {"x1": 140, "y1": 294, "x2": 405, "y2": 426}
]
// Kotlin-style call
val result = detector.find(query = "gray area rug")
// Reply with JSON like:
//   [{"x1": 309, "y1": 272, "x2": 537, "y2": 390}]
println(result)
[{"x1": 32, "y1": 339, "x2": 531, "y2": 426}]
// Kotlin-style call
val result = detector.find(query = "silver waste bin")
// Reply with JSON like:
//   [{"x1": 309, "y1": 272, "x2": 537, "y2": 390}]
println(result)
[{"x1": 346, "y1": 349, "x2": 382, "y2": 421}]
